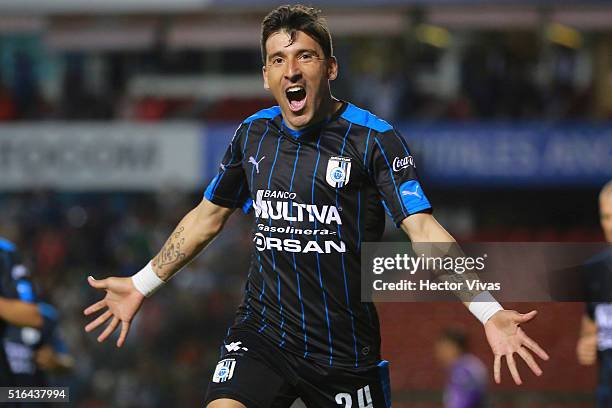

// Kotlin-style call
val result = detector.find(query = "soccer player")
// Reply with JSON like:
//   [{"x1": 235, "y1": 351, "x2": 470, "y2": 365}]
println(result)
[
  {"x1": 4, "y1": 301, "x2": 72, "y2": 387},
  {"x1": 435, "y1": 328, "x2": 487, "y2": 408},
  {"x1": 0, "y1": 237, "x2": 44, "y2": 386},
  {"x1": 0, "y1": 237, "x2": 68, "y2": 391},
  {"x1": 84, "y1": 5, "x2": 549, "y2": 407},
  {"x1": 576, "y1": 180, "x2": 612, "y2": 407}
]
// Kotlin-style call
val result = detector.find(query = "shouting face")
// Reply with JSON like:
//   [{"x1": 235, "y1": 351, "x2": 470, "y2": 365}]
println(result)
[{"x1": 263, "y1": 30, "x2": 338, "y2": 130}]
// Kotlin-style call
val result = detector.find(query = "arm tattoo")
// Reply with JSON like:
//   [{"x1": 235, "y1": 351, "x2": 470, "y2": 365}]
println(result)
[
  {"x1": 152, "y1": 226, "x2": 186, "y2": 269},
  {"x1": 437, "y1": 270, "x2": 481, "y2": 302}
]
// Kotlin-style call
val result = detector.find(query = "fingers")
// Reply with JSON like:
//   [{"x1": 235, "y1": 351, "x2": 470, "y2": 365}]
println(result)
[
  {"x1": 494, "y1": 355, "x2": 501, "y2": 384},
  {"x1": 578, "y1": 349, "x2": 597, "y2": 365},
  {"x1": 84, "y1": 299, "x2": 106, "y2": 316},
  {"x1": 519, "y1": 330, "x2": 550, "y2": 360},
  {"x1": 97, "y1": 316, "x2": 119, "y2": 343},
  {"x1": 85, "y1": 310, "x2": 112, "y2": 333},
  {"x1": 514, "y1": 310, "x2": 537, "y2": 323},
  {"x1": 87, "y1": 276, "x2": 108, "y2": 290},
  {"x1": 577, "y1": 337, "x2": 597, "y2": 365},
  {"x1": 517, "y1": 347, "x2": 542, "y2": 377},
  {"x1": 117, "y1": 321, "x2": 130, "y2": 348},
  {"x1": 506, "y1": 353, "x2": 522, "y2": 385}
]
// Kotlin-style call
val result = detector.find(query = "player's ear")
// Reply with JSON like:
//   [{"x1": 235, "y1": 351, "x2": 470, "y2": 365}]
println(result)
[
  {"x1": 327, "y1": 56, "x2": 338, "y2": 81},
  {"x1": 262, "y1": 66, "x2": 270, "y2": 90}
]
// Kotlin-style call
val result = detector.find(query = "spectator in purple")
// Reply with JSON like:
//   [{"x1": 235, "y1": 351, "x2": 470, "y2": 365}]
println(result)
[{"x1": 435, "y1": 328, "x2": 488, "y2": 408}]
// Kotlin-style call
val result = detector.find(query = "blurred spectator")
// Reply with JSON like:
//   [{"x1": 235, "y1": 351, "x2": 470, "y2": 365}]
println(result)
[{"x1": 435, "y1": 328, "x2": 488, "y2": 408}]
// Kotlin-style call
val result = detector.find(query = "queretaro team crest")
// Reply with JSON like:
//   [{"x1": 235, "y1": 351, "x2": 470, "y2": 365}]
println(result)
[
  {"x1": 212, "y1": 358, "x2": 236, "y2": 383},
  {"x1": 326, "y1": 156, "x2": 351, "y2": 188}
]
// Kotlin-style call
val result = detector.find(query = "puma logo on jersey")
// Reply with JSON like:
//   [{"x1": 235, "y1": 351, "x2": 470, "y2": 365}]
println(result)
[
  {"x1": 401, "y1": 185, "x2": 421, "y2": 199},
  {"x1": 248, "y1": 156, "x2": 265, "y2": 174},
  {"x1": 399, "y1": 180, "x2": 430, "y2": 213}
]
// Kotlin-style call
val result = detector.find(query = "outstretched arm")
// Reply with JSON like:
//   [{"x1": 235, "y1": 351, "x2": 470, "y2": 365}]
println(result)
[
  {"x1": 401, "y1": 213, "x2": 549, "y2": 385},
  {"x1": 150, "y1": 197, "x2": 235, "y2": 281},
  {"x1": 0, "y1": 297, "x2": 43, "y2": 328},
  {"x1": 84, "y1": 198, "x2": 235, "y2": 347}
]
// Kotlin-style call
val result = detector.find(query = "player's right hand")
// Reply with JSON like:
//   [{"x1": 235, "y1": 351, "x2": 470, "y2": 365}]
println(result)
[
  {"x1": 576, "y1": 334, "x2": 598, "y2": 365},
  {"x1": 485, "y1": 309, "x2": 549, "y2": 385},
  {"x1": 84, "y1": 276, "x2": 145, "y2": 347}
]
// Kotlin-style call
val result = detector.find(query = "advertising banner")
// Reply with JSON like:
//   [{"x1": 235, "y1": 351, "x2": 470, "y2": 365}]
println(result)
[{"x1": 0, "y1": 123, "x2": 203, "y2": 191}]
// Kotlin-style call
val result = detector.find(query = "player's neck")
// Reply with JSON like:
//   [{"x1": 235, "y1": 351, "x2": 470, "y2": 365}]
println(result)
[
  {"x1": 284, "y1": 95, "x2": 343, "y2": 132},
  {"x1": 316, "y1": 95, "x2": 343, "y2": 123}
]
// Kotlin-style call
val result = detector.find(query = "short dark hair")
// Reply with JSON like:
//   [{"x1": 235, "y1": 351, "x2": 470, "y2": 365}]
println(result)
[
  {"x1": 261, "y1": 4, "x2": 333, "y2": 65},
  {"x1": 440, "y1": 328, "x2": 468, "y2": 353}
]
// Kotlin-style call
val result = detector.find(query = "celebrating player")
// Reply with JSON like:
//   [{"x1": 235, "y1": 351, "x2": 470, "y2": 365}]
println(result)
[{"x1": 84, "y1": 5, "x2": 549, "y2": 407}]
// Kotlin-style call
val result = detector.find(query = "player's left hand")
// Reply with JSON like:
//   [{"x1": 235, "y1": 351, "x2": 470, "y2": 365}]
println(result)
[
  {"x1": 484, "y1": 309, "x2": 549, "y2": 385},
  {"x1": 84, "y1": 276, "x2": 145, "y2": 347}
]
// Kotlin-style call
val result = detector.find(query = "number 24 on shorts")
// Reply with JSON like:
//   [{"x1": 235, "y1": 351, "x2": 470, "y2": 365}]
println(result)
[{"x1": 335, "y1": 385, "x2": 373, "y2": 408}]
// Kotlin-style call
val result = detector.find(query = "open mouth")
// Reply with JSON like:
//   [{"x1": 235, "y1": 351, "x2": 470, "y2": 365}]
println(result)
[{"x1": 285, "y1": 85, "x2": 307, "y2": 112}]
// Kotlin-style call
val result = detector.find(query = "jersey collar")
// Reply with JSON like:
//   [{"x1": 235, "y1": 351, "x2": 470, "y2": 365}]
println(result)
[{"x1": 279, "y1": 100, "x2": 348, "y2": 141}]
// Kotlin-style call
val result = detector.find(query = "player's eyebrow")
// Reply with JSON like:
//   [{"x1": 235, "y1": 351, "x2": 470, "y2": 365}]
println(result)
[
  {"x1": 267, "y1": 48, "x2": 321, "y2": 61},
  {"x1": 267, "y1": 51, "x2": 284, "y2": 61}
]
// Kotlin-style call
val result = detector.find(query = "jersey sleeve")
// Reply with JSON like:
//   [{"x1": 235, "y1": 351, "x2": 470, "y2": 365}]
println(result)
[
  {"x1": 369, "y1": 129, "x2": 432, "y2": 226},
  {"x1": 4, "y1": 252, "x2": 37, "y2": 303},
  {"x1": 203, "y1": 123, "x2": 251, "y2": 210}
]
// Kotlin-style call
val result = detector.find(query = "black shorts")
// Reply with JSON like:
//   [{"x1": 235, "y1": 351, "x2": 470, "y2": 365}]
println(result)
[{"x1": 204, "y1": 329, "x2": 391, "y2": 408}]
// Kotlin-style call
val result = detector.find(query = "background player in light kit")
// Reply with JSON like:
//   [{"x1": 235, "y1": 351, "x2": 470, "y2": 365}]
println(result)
[
  {"x1": 84, "y1": 5, "x2": 549, "y2": 407},
  {"x1": 576, "y1": 180, "x2": 612, "y2": 407}
]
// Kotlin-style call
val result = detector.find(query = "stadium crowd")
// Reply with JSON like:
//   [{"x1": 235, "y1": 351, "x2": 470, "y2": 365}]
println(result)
[
  {"x1": 0, "y1": 35, "x2": 597, "y2": 123},
  {"x1": 0, "y1": 191, "x2": 251, "y2": 407}
]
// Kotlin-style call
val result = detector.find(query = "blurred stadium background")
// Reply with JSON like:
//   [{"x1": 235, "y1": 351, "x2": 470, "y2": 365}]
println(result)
[{"x1": 1, "y1": 0, "x2": 611, "y2": 406}]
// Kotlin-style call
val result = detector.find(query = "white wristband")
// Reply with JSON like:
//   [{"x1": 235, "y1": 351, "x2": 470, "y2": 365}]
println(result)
[
  {"x1": 131, "y1": 262, "x2": 165, "y2": 297},
  {"x1": 468, "y1": 291, "x2": 503, "y2": 324}
]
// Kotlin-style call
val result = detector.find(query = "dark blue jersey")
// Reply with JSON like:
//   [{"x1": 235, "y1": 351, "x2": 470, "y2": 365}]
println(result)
[
  {"x1": 205, "y1": 102, "x2": 432, "y2": 368},
  {"x1": 0, "y1": 238, "x2": 55, "y2": 385},
  {"x1": 0, "y1": 238, "x2": 32, "y2": 385}
]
